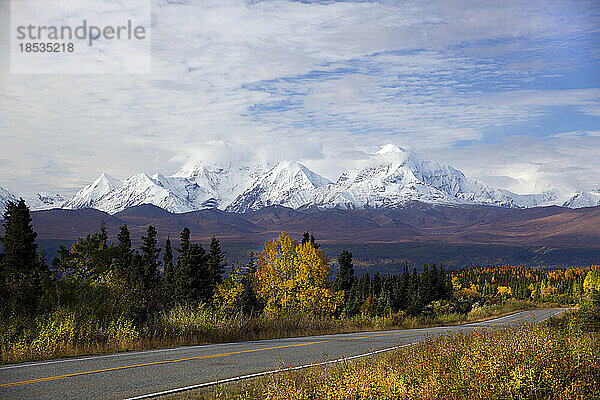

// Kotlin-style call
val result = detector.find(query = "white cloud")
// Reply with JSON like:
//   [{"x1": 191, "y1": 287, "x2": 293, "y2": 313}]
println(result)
[
  {"x1": 0, "y1": 0, "x2": 599, "y2": 196},
  {"x1": 426, "y1": 134, "x2": 600, "y2": 195}
]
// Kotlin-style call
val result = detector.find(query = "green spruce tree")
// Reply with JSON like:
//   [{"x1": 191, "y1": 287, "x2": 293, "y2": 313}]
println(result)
[
  {"x1": 239, "y1": 252, "x2": 260, "y2": 315},
  {"x1": 336, "y1": 250, "x2": 355, "y2": 292},
  {"x1": 173, "y1": 228, "x2": 211, "y2": 305},
  {"x1": 140, "y1": 225, "x2": 161, "y2": 290},
  {"x1": 207, "y1": 236, "x2": 226, "y2": 288},
  {"x1": 114, "y1": 224, "x2": 133, "y2": 274},
  {"x1": 162, "y1": 236, "x2": 174, "y2": 290},
  {"x1": 0, "y1": 199, "x2": 47, "y2": 318}
]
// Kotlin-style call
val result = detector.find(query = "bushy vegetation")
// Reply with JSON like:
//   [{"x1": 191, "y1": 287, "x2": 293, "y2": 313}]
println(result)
[
  {"x1": 452, "y1": 264, "x2": 598, "y2": 304},
  {"x1": 0, "y1": 199, "x2": 597, "y2": 365},
  {"x1": 172, "y1": 306, "x2": 600, "y2": 400}
]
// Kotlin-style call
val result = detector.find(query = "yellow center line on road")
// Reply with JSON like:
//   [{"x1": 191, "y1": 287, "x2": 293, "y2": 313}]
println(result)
[{"x1": 0, "y1": 311, "x2": 535, "y2": 389}]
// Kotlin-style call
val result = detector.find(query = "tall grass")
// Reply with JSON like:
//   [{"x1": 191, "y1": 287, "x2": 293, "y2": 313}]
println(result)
[
  {"x1": 176, "y1": 310, "x2": 600, "y2": 400},
  {"x1": 1, "y1": 300, "x2": 542, "y2": 364}
]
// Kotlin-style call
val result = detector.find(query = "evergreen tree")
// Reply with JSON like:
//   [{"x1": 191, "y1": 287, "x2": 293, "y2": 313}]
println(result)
[
  {"x1": 173, "y1": 228, "x2": 210, "y2": 304},
  {"x1": 437, "y1": 265, "x2": 451, "y2": 300},
  {"x1": 127, "y1": 251, "x2": 147, "y2": 322},
  {"x1": 309, "y1": 233, "x2": 320, "y2": 249},
  {"x1": 344, "y1": 282, "x2": 361, "y2": 316},
  {"x1": 302, "y1": 231, "x2": 310, "y2": 245},
  {"x1": 140, "y1": 225, "x2": 161, "y2": 290},
  {"x1": 247, "y1": 251, "x2": 257, "y2": 273},
  {"x1": 372, "y1": 273, "x2": 382, "y2": 298},
  {"x1": 420, "y1": 264, "x2": 432, "y2": 305},
  {"x1": 207, "y1": 236, "x2": 226, "y2": 287},
  {"x1": 396, "y1": 262, "x2": 410, "y2": 310},
  {"x1": 190, "y1": 242, "x2": 210, "y2": 301},
  {"x1": 0, "y1": 199, "x2": 47, "y2": 317},
  {"x1": 162, "y1": 236, "x2": 174, "y2": 289},
  {"x1": 239, "y1": 253, "x2": 260, "y2": 315},
  {"x1": 408, "y1": 267, "x2": 421, "y2": 315},
  {"x1": 301, "y1": 231, "x2": 321, "y2": 249},
  {"x1": 336, "y1": 250, "x2": 354, "y2": 292},
  {"x1": 113, "y1": 224, "x2": 132, "y2": 275}
]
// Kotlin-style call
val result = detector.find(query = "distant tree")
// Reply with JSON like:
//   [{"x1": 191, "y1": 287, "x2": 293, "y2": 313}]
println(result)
[
  {"x1": 54, "y1": 222, "x2": 114, "y2": 282},
  {"x1": 395, "y1": 262, "x2": 410, "y2": 310},
  {"x1": 301, "y1": 231, "x2": 321, "y2": 249},
  {"x1": 173, "y1": 228, "x2": 191, "y2": 304},
  {"x1": 247, "y1": 251, "x2": 257, "y2": 274},
  {"x1": 302, "y1": 232, "x2": 310, "y2": 246},
  {"x1": 1, "y1": 199, "x2": 38, "y2": 272},
  {"x1": 343, "y1": 281, "x2": 361, "y2": 316},
  {"x1": 0, "y1": 199, "x2": 47, "y2": 317},
  {"x1": 212, "y1": 252, "x2": 261, "y2": 315},
  {"x1": 437, "y1": 265, "x2": 451, "y2": 300},
  {"x1": 212, "y1": 263, "x2": 245, "y2": 312}
]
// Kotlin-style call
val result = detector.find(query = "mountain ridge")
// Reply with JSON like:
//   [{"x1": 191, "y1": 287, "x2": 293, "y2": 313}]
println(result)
[{"x1": 0, "y1": 146, "x2": 597, "y2": 214}]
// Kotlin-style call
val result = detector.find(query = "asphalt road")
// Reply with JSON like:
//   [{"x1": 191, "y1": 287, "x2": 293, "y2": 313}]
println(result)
[{"x1": 0, "y1": 308, "x2": 566, "y2": 400}]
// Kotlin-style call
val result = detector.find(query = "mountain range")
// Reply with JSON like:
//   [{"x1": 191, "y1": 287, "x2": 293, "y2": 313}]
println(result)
[{"x1": 1, "y1": 145, "x2": 599, "y2": 214}]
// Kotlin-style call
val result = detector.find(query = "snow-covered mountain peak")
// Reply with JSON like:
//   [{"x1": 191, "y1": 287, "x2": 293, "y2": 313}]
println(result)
[
  {"x1": 96, "y1": 173, "x2": 120, "y2": 187},
  {"x1": 563, "y1": 188, "x2": 600, "y2": 208},
  {"x1": 265, "y1": 160, "x2": 331, "y2": 187},
  {"x1": 375, "y1": 144, "x2": 410, "y2": 156},
  {"x1": 152, "y1": 172, "x2": 169, "y2": 183},
  {"x1": 372, "y1": 144, "x2": 412, "y2": 165},
  {"x1": 226, "y1": 161, "x2": 332, "y2": 213},
  {"x1": 63, "y1": 173, "x2": 121, "y2": 210},
  {"x1": 171, "y1": 161, "x2": 207, "y2": 180},
  {"x1": 317, "y1": 147, "x2": 520, "y2": 209},
  {"x1": 7, "y1": 147, "x2": 597, "y2": 215},
  {"x1": 0, "y1": 186, "x2": 19, "y2": 212},
  {"x1": 26, "y1": 192, "x2": 67, "y2": 210},
  {"x1": 91, "y1": 172, "x2": 196, "y2": 214}
]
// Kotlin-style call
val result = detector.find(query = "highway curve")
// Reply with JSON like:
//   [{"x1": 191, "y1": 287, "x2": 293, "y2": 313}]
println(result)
[{"x1": 0, "y1": 308, "x2": 566, "y2": 400}]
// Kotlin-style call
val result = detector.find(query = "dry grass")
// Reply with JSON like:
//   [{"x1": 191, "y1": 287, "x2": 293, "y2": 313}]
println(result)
[
  {"x1": 170, "y1": 310, "x2": 600, "y2": 400},
  {"x1": 1, "y1": 300, "x2": 541, "y2": 365}
]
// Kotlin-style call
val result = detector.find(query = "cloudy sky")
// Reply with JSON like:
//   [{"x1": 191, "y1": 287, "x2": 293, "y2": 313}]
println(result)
[{"x1": 1, "y1": 0, "x2": 599, "y2": 197}]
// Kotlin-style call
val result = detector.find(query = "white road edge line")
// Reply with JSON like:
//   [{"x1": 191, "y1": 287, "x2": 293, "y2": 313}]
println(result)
[{"x1": 123, "y1": 342, "x2": 416, "y2": 400}]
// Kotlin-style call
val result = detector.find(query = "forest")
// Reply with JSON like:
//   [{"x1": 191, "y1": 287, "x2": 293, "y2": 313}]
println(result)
[{"x1": 1, "y1": 199, "x2": 599, "y2": 364}]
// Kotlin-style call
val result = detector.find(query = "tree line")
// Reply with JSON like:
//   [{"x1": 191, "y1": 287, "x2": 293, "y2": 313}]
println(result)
[
  {"x1": 0, "y1": 199, "x2": 227, "y2": 325},
  {"x1": 0, "y1": 200, "x2": 456, "y2": 326},
  {"x1": 3, "y1": 199, "x2": 597, "y2": 331},
  {"x1": 451, "y1": 265, "x2": 599, "y2": 304}
]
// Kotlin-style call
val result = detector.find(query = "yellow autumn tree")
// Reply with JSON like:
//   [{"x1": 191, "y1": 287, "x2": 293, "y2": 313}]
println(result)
[
  {"x1": 583, "y1": 269, "x2": 600, "y2": 293},
  {"x1": 497, "y1": 286, "x2": 512, "y2": 298},
  {"x1": 451, "y1": 276, "x2": 461, "y2": 291},
  {"x1": 255, "y1": 232, "x2": 343, "y2": 316},
  {"x1": 213, "y1": 264, "x2": 245, "y2": 312}
]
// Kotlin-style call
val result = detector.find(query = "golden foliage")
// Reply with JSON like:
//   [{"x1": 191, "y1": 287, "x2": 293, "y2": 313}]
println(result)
[
  {"x1": 213, "y1": 264, "x2": 245, "y2": 312},
  {"x1": 496, "y1": 286, "x2": 512, "y2": 297},
  {"x1": 255, "y1": 232, "x2": 343, "y2": 316}
]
